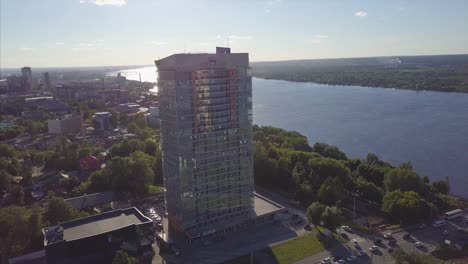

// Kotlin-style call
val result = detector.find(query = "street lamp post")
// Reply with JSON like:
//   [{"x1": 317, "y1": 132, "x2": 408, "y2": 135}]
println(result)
[{"x1": 352, "y1": 190, "x2": 362, "y2": 224}]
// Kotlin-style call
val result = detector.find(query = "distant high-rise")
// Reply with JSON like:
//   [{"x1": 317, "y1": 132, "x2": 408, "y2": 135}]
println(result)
[
  {"x1": 21, "y1": 66, "x2": 32, "y2": 91},
  {"x1": 156, "y1": 47, "x2": 254, "y2": 239},
  {"x1": 43, "y1": 72, "x2": 51, "y2": 90}
]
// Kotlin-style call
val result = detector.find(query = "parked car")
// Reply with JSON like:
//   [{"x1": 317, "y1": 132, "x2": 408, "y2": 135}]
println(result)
[
  {"x1": 340, "y1": 233, "x2": 349, "y2": 239},
  {"x1": 384, "y1": 233, "x2": 392, "y2": 239},
  {"x1": 320, "y1": 257, "x2": 332, "y2": 263},
  {"x1": 352, "y1": 239, "x2": 358, "y2": 246},
  {"x1": 357, "y1": 251, "x2": 366, "y2": 257},
  {"x1": 342, "y1": 225, "x2": 352, "y2": 232},
  {"x1": 432, "y1": 220, "x2": 446, "y2": 228},
  {"x1": 415, "y1": 242, "x2": 424, "y2": 248},
  {"x1": 334, "y1": 260, "x2": 345, "y2": 264},
  {"x1": 346, "y1": 255, "x2": 357, "y2": 262},
  {"x1": 443, "y1": 230, "x2": 449, "y2": 235},
  {"x1": 419, "y1": 223, "x2": 427, "y2": 229},
  {"x1": 374, "y1": 238, "x2": 382, "y2": 244},
  {"x1": 369, "y1": 245, "x2": 379, "y2": 253}
]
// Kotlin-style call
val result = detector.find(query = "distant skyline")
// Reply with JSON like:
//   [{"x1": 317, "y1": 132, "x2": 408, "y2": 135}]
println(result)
[{"x1": 1, "y1": 0, "x2": 468, "y2": 68}]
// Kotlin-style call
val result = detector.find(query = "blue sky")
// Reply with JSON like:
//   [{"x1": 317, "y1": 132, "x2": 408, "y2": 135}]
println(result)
[{"x1": 1, "y1": 0, "x2": 467, "y2": 67}]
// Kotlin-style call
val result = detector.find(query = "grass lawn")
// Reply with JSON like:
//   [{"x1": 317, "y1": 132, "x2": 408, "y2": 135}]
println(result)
[
  {"x1": 267, "y1": 233, "x2": 325, "y2": 264},
  {"x1": 385, "y1": 224, "x2": 401, "y2": 230},
  {"x1": 147, "y1": 185, "x2": 164, "y2": 195}
]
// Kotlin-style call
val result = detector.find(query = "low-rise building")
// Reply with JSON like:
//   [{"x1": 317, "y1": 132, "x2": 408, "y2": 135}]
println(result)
[
  {"x1": 42, "y1": 207, "x2": 154, "y2": 264},
  {"x1": 47, "y1": 114, "x2": 83, "y2": 135},
  {"x1": 92, "y1": 112, "x2": 112, "y2": 131}
]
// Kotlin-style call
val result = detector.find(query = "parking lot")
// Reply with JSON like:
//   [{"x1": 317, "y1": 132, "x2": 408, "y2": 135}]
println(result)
[{"x1": 298, "y1": 214, "x2": 468, "y2": 264}]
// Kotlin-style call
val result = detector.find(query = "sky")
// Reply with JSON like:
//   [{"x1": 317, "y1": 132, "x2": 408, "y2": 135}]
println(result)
[{"x1": 1, "y1": 0, "x2": 468, "y2": 68}]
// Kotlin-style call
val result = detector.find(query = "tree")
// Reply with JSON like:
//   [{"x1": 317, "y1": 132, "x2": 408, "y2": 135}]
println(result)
[
  {"x1": 354, "y1": 176, "x2": 384, "y2": 203},
  {"x1": 144, "y1": 139, "x2": 158, "y2": 155},
  {"x1": 321, "y1": 206, "x2": 343, "y2": 231},
  {"x1": 306, "y1": 201, "x2": 325, "y2": 226},
  {"x1": 45, "y1": 196, "x2": 88, "y2": 225},
  {"x1": 356, "y1": 163, "x2": 387, "y2": 187},
  {"x1": 0, "y1": 170, "x2": 11, "y2": 192},
  {"x1": 0, "y1": 143, "x2": 17, "y2": 158},
  {"x1": 308, "y1": 157, "x2": 351, "y2": 187},
  {"x1": 384, "y1": 168, "x2": 426, "y2": 195},
  {"x1": 432, "y1": 177, "x2": 450, "y2": 194},
  {"x1": 83, "y1": 169, "x2": 112, "y2": 193},
  {"x1": 382, "y1": 190, "x2": 428, "y2": 224},
  {"x1": 6, "y1": 185, "x2": 24, "y2": 205},
  {"x1": 0, "y1": 206, "x2": 42, "y2": 263},
  {"x1": 112, "y1": 250, "x2": 137, "y2": 264},
  {"x1": 317, "y1": 177, "x2": 344, "y2": 206},
  {"x1": 312, "y1": 142, "x2": 347, "y2": 160}
]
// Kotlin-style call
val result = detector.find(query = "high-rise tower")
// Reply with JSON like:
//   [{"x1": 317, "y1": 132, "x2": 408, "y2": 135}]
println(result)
[{"x1": 156, "y1": 48, "x2": 254, "y2": 239}]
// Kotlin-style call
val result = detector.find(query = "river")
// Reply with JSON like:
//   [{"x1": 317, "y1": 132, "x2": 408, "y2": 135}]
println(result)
[{"x1": 117, "y1": 67, "x2": 468, "y2": 198}]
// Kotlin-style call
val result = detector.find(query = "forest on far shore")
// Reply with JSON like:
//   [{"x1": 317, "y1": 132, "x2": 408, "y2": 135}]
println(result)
[{"x1": 251, "y1": 54, "x2": 468, "y2": 93}]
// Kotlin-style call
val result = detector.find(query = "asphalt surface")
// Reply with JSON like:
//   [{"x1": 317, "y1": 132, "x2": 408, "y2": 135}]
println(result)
[{"x1": 297, "y1": 217, "x2": 467, "y2": 264}]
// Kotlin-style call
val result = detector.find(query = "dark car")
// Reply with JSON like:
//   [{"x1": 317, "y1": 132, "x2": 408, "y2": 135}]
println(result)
[
  {"x1": 403, "y1": 233, "x2": 411, "y2": 240},
  {"x1": 340, "y1": 233, "x2": 349, "y2": 239},
  {"x1": 374, "y1": 238, "x2": 382, "y2": 244}
]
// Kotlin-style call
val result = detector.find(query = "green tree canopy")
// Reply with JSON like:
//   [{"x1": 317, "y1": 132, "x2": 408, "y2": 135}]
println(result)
[
  {"x1": 384, "y1": 168, "x2": 427, "y2": 194},
  {"x1": 317, "y1": 177, "x2": 344, "y2": 206},
  {"x1": 45, "y1": 196, "x2": 88, "y2": 225},
  {"x1": 0, "y1": 206, "x2": 43, "y2": 263},
  {"x1": 382, "y1": 190, "x2": 429, "y2": 224},
  {"x1": 112, "y1": 250, "x2": 137, "y2": 264},
  {"x1": 312, "y1": 142, "x2": 347, "y2": 160},
  {"x1": 321, "y1": 206, "x2": 343, "y2": 231},
  {"x1": 306, "y1": 201, "x2": 325, "y2": 226}
]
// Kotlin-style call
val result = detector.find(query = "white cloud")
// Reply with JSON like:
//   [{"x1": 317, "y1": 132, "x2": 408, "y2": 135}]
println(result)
[
  {"x1": 20, "y1": 47, "x2": 35, "y2": 51},
  {"x1": 228, "y1": 35, "x2": 252, "y2": 40},
  {"x1": 72, "y1": 40, "x2": 104, "y2": 51},
  {"x1": 355, "y1": 11, "x2": 368, "y2": 17},
  {"x1": 55, "y1": 42, "x2": 65, "y2": 45},
  {"x1": 80, "y1": 0, "x2": 126, "y2": 7},
  {"x1": 311, "y1": 34, "x2": 328, "y2": 44},
  {"x1": 144, "y1": 40, "x2": 168, "y2": 45}
]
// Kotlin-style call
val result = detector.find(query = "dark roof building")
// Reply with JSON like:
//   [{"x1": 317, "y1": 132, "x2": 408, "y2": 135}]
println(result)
[
  {"x1": 65, "y1": 192, "x2": 116, "y2": 210},
  {"x1": 42, "y1": 207, "x2": 154, "y2": 264}
]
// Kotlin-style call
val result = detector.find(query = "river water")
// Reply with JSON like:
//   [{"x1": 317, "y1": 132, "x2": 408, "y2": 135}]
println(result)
[{"x1": 119, "y1": 67, "x2": 468, "y2": 198}]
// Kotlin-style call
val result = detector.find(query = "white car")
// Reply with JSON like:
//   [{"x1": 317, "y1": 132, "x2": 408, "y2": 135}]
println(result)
[
  {"x1": 369, "y1": 245, "x2": 379, "y2": 253},
  {"x1": 357, "y1": 251, "x2": 366, "y2": 257},
  {"x1": 342, "y1": 225, "x2": 352, "y2": 232},
  {"x1": 432, "y1": 220, "x2": 446, "y2": 228},
  {"x1": 320, "y1": 257, "x2": 332, "y2": 264},
  {"x1": 415, "y1": 242, "x2": 424, "y2": 248},
  {"x1": 346, "y1": 255, "x2": 357, "y2": 262},
  {"x1": 352, "y1": 239, "x2": 358, "y2": 246},
  {"x1": 384, "y1": 233, "x2": 392, "y2": 239}
]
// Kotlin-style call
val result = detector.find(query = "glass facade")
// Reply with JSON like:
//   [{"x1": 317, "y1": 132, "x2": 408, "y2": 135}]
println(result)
[{"x1": 156, "y1": 53, "x2": 254, "y2": 238}]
